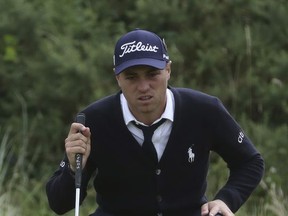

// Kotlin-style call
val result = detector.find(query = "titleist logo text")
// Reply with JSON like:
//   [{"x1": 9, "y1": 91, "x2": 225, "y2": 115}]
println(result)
[{"x1": 119, "y1": 41, "x2": 159, "y2": 57}]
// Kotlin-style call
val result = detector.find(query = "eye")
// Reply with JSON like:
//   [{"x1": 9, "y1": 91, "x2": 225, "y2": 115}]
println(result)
[
  {"x1": 125, "y1": 75, "x2": 135, "y2": 80},
  {"x1": 147, "y1": 70, "x2": 160, "y2": 77},
  {"x1": 124, "y1": 73, "x2": 137, "y2": 80}
]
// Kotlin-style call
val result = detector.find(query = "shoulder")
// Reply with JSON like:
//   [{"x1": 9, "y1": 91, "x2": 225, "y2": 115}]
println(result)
[
  {"x1": 84, "y1": 92, "x2": 120, "y2": 111},
  {"x1": 79, "y1": 92, "x2": 121, "y2": 123},
  {"x1": 169, "y1": 87, "x2": 231, "y2": 119},
  {"x1": 170, "y1": 87, "x2": 220, "y2": 107}
]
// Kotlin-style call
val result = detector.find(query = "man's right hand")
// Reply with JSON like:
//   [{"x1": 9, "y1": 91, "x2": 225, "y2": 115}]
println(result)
[{"x1": 65, "y1": 123, "x2": 91, "y2": 172}]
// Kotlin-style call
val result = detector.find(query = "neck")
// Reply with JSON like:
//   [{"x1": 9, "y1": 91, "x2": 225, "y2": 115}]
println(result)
[
  {"x1": 136, "y1": 115, "x2": 161, "y2": 126},
  {"x1": 132, "y1": 101, "x2": 166, "y2": 126}
]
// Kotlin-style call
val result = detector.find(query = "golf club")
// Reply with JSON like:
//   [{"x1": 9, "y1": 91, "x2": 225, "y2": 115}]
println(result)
[{"x1": 75, "y1": 113, "x2": 86, "y2": 216}]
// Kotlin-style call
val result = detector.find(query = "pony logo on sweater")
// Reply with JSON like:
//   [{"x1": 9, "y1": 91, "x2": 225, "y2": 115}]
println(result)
[{"x1": 187, "y1": 146, "x2": 195, "y2": 163}]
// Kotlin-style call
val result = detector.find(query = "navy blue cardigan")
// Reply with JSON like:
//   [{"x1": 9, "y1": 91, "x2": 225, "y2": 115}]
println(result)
[{"x1": 46, "y1": 87, "x2": 264, "y2": 216}]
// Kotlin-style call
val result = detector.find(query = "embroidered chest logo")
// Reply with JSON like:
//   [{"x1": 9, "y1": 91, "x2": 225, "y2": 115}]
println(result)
[{"x1": 187, "y1": 146, "x2": 195, "y2": 163}]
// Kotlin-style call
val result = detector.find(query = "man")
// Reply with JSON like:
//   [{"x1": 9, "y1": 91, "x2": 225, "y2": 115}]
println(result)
[{"x1": 46, "y1": 29, "x2": 264, "y2": 216}]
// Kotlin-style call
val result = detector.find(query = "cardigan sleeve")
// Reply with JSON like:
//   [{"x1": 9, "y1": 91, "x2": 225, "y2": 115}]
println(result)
[
  {"x1": 208, "y1": 98, "x2": 264, "y2": 213},
  {"x1": 46, "y1": 155, "x2": 92, "y2": 215}
]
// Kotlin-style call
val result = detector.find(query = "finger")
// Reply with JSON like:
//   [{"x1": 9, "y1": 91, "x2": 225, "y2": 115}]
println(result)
[
  {"x1": 66, "y1": 137, "x2": 88, "y2": 151},
  {"x1": 207, "y1": 205, "x2": 221, "y2": 216},
  {"x1": 81, "y1": 127, "x2": 91, "y2": 138},
  {"x1": 66, "y1": 145, "x2": 87, "y2": 155},
  {"x1": 65, "y1": 132, "x2": 88, "y2": 145},
  {"x1": 68, "y1": 123, "x2": 86, "y2": 135},
  {"x1": 201, "y1": 203, "x2": 209, "y2": 216}
]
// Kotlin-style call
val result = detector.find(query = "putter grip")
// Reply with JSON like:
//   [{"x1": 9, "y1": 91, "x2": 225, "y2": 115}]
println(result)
[{"x1": 75, "y1": 113, "x2": 86, "y2": 189}]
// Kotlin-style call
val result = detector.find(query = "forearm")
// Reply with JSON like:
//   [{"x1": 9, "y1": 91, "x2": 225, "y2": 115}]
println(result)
[
  {"x1": 46, "y1": 164, "x2": 79, "y2": 214},
  {"x1": 214, "y1": 153, "x2": 264, "y2": 212},
  {"x1": 46, "y1": 158, "x2": 91, "y2": 215}
]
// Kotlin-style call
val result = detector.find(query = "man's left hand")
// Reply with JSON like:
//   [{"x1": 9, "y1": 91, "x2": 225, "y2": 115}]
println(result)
[{"x1": 201, "y1": 199, "x2": 234, "y2": 216}]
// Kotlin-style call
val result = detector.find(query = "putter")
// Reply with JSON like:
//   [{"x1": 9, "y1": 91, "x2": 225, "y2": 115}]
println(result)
[{"x1": 75, "y1": 113, "x2": 86, "y2": 216}]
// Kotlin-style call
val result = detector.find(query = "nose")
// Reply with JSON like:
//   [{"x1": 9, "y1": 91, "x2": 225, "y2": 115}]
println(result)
[{"x1": 137, "y1": 78, "x2": 150, "y2": 92}]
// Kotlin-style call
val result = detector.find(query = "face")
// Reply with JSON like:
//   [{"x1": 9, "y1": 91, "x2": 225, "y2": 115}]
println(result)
[{"x1": 116, "y1": 62, "x2": 171, "y2": 124}]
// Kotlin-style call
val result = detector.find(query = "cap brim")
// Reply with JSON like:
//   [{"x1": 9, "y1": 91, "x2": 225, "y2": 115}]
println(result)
[{"x1": 114, "y1": 58, "x2": 166, "y2": 75}]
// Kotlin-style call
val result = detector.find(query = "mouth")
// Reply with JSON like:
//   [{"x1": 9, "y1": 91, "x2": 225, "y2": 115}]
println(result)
[{"x1": 138, "y1": 95, "x2": 153, "y2": 102}]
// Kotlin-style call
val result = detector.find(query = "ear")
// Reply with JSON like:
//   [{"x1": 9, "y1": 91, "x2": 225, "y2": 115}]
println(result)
[
  {"x1": 166, "y1": 61, "x2": 172, "y2": 80},
  {"x1": 115, "y1": 74, "x2": 121, "y2": 88}
]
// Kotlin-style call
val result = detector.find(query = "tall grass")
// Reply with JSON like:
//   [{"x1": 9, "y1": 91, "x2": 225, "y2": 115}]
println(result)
[
  {"x1": 262, "y1": 181, "x2": 288, "y2": 216},
  {"x1": 0, "y1": 124, "x2": 52, "y2": 216},
  {"x1": 235, "y1": 180, "x2": 288, "y2": 216},
  {"x1": 0, "y1": 127, "x2": 20, "y2": 215},
  {"x1": 0, "y1": 122, "x2": 92, "y2": 216},
  {"x1": 0, "y1": 93, "x2": 54, "y2": 216}
]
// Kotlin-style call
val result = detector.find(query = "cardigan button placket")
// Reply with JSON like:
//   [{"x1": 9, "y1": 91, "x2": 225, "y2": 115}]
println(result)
[
  {"x1": 156, "y1": 195, "x2": 163, "y2": 203},
  {"x1": 155, "y1": 165, "x2": 163, "y2": 214},
  {"x1": 155, "y1": 169, "x2": 161, "y2": 175}
]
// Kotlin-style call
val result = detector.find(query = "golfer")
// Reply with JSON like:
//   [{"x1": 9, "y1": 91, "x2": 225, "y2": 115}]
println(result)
[{"x1": 46, "y1": 29, "x2": 264, "y2": 216}]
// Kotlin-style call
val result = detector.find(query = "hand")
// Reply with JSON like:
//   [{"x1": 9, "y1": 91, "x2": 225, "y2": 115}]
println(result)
[
  {"x1": 65, "y1": 123, "x2": 91, "y2": 171},
  {"x1": 201, "y1": 199, "x2": 234, "y2": 216}
]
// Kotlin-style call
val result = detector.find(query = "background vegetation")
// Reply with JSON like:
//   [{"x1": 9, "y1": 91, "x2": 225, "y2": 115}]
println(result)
[{"x1": 0, "y1": 0, "x2": 287, "y2": 215}]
